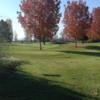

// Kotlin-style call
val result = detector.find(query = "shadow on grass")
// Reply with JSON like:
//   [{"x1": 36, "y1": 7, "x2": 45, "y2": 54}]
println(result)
[
  {"x1": 0, "y1": 57, "x2": 99, "y2": 100},
  {"x1": 86, "y1": 46, "x2": 100, "y2": 51},
  {"x1": 43, "y1": 74, "x2": 61, "y2": 77},
  {"x1": 60, "y1": 50, "x2": 100, "y2": 57},
  {"x1": 0, "y1": 70, "x2": 100, "y2": 100}
]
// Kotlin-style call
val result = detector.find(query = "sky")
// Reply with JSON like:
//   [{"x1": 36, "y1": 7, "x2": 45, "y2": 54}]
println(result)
[{"x1": 0, "y1": 0, "x2": 100, "y2": 39}]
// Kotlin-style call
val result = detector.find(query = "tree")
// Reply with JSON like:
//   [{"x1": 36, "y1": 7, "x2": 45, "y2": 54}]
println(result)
[
  {"x1": 18, "y1": 0, "x2": 61, "y2": 50},
  {"x1": 64, "y1": 0, "x2": 90, "y2": 47},
  {"x1": 0, "y1": 19, "x2": 13, "y2": 42},
  {"x1": 88, "y1": 7, "x2": 100, "y2": 41}
]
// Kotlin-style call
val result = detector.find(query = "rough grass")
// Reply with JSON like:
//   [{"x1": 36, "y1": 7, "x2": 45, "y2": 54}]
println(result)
[{"x1": 0, "y1": 42, "x2": 100, "y2": 100}]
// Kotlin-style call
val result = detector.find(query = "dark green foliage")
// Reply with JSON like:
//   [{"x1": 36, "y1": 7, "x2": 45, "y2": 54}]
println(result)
[{"x1": 0, "y1": 19, "x2": 13, "y2": 42}]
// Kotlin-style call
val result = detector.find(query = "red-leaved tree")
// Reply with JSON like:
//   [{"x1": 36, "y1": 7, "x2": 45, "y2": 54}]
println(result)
[
  {"x1": 88, "y1": 7, "x2": 100, "y2": 41},
  {"x1": 64, "y1": 0, "x2": 90, "y2": 47},
  {"x1": 18, "y1": 0, "x2": 61, "y2": 50}
]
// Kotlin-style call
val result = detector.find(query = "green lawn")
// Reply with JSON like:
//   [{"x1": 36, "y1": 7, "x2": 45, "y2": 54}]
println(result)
[{"x1": 0, "y1": 42, "x2": 100, "y2": 100}]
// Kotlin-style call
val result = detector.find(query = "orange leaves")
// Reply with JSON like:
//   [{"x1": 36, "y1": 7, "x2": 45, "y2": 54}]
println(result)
[
  {"x1": 88, "y1": 7, "x2": 100, "y2": 41},
  {"x1": 20, "y1": 0, "x2": 31, "y2": 13},
  {"x1": 18, "y1": 14, "x2": 26, "y2": 28},
  {"x1": 18, "y1": 0, "x2": 61, "y2": 40},
  {"x1": 64, "y1": 0, "x2": 90, "y2": 41}
]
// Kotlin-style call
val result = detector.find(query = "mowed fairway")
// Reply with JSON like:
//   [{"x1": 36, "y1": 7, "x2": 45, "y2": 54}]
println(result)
[{"x1": 0, "y1": 42, "x2": 100, "y2": 100}]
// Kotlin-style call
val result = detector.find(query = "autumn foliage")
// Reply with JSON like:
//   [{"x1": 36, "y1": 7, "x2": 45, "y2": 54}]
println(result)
[
  {"x1": 88, "y1": 7, "x2": 100, "y2": 41},
  {"x1": 18, "y1": 0, "x2": 61, "y2": 50},
  {"x1": 64, "y1": 0, "x2": 90, "y2": 47}
]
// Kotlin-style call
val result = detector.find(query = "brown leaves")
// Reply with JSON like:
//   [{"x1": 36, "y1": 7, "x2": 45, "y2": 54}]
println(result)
[
  {"x1": 18, "y1": 0, "x2": 61, "y2": 41},
  {"x1": 88, "y1": 7, "x2": 100, "y2": 41},
  {"x1": 64, "y1": 0, "x2": 90, "y2": 41}
]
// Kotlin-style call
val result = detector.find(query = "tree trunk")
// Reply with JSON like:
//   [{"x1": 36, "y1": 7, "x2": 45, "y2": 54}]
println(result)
[
  {"x1": 75, "y1": 34, "x2": 78, "y2": 48},
  {"x1": 43, "y1": 36, "x2": 46, "y2": 45},
  {"x1": 81, "y1": 40, "x2": 85, "y2": 44},
  {"x1": 75, "y1": 39, "x2": 78, "y2": 48},
  {"x1": 43, "y1": 41, "x2": 46, "y2": 45},
  {"x1": 39, "y1": 37, "x2": 42, "y2": 50}
]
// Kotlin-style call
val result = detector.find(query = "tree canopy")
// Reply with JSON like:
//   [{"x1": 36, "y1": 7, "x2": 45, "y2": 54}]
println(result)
[{"x1": 18, "y1": 0, "x2": 61, "y2": 50}]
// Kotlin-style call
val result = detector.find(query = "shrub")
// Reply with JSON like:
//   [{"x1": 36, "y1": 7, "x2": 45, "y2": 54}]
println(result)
[{"x1": 0, "y1": 57, "x2": 22, "y2": 71}]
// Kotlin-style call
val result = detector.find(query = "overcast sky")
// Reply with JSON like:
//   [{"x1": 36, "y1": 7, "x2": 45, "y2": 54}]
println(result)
[{"x1": 0, "y1": 0, "x2": 100, "y2": 39}]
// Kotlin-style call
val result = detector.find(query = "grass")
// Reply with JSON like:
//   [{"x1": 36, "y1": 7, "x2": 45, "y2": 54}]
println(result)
[{"x1": 0, "y1": 42, "x2": 100, "y2": 100}]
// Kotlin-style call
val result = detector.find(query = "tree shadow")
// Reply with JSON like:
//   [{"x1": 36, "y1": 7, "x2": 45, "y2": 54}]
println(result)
[
  {"x1": 0, "y1": 57, "x2": 99, "y2": 100},
  {"x1": 60, "y1": 50, "x2": 100, "y2": 57},
  {"x1": 86, "y1": 46, "x2": 100, "y2": 51},
  {"x1": 0, "y1": 69, "x2": 99, "y2": 100},
  {"x1": 43, "y1": 74, "x2": 61, "y2": 77}
]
